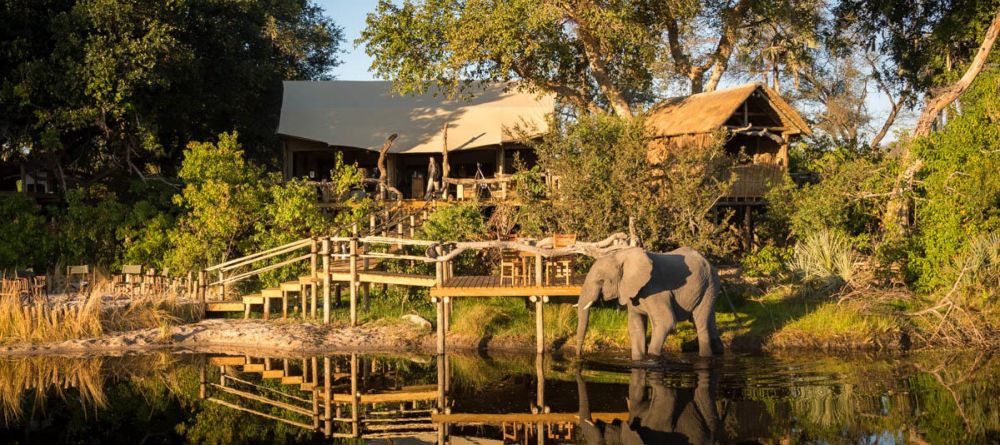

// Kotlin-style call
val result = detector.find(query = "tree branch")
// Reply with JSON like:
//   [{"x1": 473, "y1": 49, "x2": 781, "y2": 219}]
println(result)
[{"x1": 913, "y1": 8, "x2": 1000, "y2": 138}]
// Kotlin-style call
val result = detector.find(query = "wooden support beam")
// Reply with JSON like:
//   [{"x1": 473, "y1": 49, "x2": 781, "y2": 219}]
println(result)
[
  {"x1": 322, "y1": 239, "x2": 331, "y2": 324},
  {"x1": 324, "y1": 357, "x2": 333, "y2": 437},
  {"x1": 310, "y1": 239, "x2": 318, "y2": 318},
  {"x1": 351, "y1": 354, "x2": 360, "y2": 438},
  {"x1": 350, "y1": 226, "x2": 359, "y2": 326}
]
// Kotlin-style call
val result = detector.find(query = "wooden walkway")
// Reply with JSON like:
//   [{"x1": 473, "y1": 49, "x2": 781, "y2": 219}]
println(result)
[{"x1": 431, "y1": 275, "x2": 584, "y2": 297}]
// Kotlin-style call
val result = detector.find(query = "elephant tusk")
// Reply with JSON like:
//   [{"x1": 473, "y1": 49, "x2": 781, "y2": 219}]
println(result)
[
  {"x1": 583, "y1": 301, "x2": 593, "y2": 311},
  {"x1": 572, "y1": 303, "x2": 578, "y2": 308}
]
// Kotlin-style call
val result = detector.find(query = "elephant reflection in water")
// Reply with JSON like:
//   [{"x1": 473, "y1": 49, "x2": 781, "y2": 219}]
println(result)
[{"x1": 577, "y1": 364, "x2": 722, "y2": 445}]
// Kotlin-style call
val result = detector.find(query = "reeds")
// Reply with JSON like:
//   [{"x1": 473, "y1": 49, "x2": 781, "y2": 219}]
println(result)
[{"x1": 0, "y1": 277, "x2": 200, "y2": 345}]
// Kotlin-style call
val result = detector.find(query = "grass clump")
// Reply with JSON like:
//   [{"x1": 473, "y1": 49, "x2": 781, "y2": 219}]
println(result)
[
  {"x1": 0, "y1": 279, "x2": 200, "y2": 345},
  {"x1": 791, "y1": 229, "x2": 857, "y2": 286},
  {"x1": 769, "y1": 300, "x2": 900, "y2": 349}
]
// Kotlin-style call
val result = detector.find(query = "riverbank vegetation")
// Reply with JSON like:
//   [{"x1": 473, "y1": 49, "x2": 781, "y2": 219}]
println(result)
[{"x1": 2, "y1": 1, "x2": 999, "y2": 352}]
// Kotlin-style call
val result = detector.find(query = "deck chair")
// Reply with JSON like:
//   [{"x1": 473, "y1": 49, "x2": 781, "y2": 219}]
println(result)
[
  {"x1": 499, "y1": 248, "x2": 526, "y2": 286},
  {"x1": 113, "y1": 264, "x2": 143, "y2": 294},
  {"x1": 546, "y1": 234, "x2": 577, "y2": 286},
  {"x1": 1, "y1": 278, "x2": 29, "y2": 305},
  {"x1": 499, "y1": 236, "x2": 528, "y2": 286},
  {"x1": 65, "y1": 265, "x2": 91, "y2": 297}
]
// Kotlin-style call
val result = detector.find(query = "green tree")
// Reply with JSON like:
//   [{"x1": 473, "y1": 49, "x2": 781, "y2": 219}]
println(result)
[
  {"x1": 0, "y1": 0, "x2": 343, "y2": 192},
  {"x1": 359, "y1": 0, "x2": 822, "y2": 119},
  {"x1": 526, "y1": 114, "x2": 735, "y2": 257},
  {"x1": 909, "y1": 70, "x2": 1000, "y2": 291},
  {"x1": 166, "y1": 132, "x2": 267, "y2": 272}
]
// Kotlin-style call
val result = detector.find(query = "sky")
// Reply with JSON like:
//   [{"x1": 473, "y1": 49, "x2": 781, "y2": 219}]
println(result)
[
  {"x1": 318, "y1": 0, "x2": 381, "y2": 81},
  {"x1": 315, "y1": 0, "x2": 907, "y2": 141}
]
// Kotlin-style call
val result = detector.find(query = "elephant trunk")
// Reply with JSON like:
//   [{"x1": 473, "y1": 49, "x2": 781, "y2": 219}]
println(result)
[{"x1": 576, "y1": 292, "x2": 596, "y2": 357}]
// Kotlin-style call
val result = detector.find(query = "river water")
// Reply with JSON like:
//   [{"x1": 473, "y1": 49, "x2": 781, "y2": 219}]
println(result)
[{"x1": 0, "y1": 350, "x2": 996, "y2": 444}]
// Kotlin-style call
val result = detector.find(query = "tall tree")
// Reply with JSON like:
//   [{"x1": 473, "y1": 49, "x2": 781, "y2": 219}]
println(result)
[
  {"x1": 0, "y1": 0, "x2": 343, "y2": 193},
  {"x1": 359, "y1": 0, "x2": 822, "y2": 119}
]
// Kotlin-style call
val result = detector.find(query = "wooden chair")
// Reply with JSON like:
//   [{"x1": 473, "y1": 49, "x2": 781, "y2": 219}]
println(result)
[
  {"x1": 1, "y1": 278, "x2": 29, "y2": 304},
  {"x1": 65, "y1": 265, "x2": 91, "y2": 297},
  {"x1": 113, "y1": 264, "x2": 143, "y2": 294},
  {"x1": 499, "y1": 248, "x2": 525, "y2": 286},
  {"x1": 546, "y1": 234, "x2": 576, "y2": 286},
  {"x1": 32, "y1": 275, "x2": 48, "y2": 303}
]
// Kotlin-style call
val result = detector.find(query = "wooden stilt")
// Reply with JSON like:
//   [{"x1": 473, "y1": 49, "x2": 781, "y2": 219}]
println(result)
[
  {"x1": 435, "y1": 297, "x2": 445, "y2": 355},
  {"x1": 351, "y1": 354, "x2": 360, "y2": 438},
  {"x1": 323, "y1": 357, "x2": 332, "y2": 437},
  {"x1": 310, "y1": 239, "x2": 318, "y2": 318},
  {"x1": 443, "y1": 296, "x2": 451, "y2": 333},
  {"x1": 322, "y1": 239, "x2": 331, "y2": 324},
  {"x1": 263, "y1": 294, "x2": 270, "y2": 321},
  {"x1": 350, "y1": 225, "x2": 359, "y2": 326}
]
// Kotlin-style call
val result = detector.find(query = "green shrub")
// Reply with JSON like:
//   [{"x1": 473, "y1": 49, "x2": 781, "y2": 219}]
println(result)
[
  {"x1": 790, "y1": 229, "x2": 857, "y2": 286},
  {"x1": 909, "y1": 71, "x2": 1000, "y2": 291},
  {"x1": 741, "y1": 245, "x2": 792, "y2": 279},
  {"x1": 0, "y1": 195, "x2": 53, "y2": 270}
]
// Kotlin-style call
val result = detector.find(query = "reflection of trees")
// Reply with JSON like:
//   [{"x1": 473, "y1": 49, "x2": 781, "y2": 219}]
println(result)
[{"x1": 749, "y1": 352, "x2": 1000, "y2": 444}]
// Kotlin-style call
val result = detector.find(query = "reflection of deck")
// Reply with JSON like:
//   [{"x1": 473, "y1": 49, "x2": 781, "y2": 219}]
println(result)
[
  {"x1": 430, "y1": 275, "x2": 584, "y2": 298},
  {"x1": 433, "y1": 412, "x2": 626, "y2": 424}
]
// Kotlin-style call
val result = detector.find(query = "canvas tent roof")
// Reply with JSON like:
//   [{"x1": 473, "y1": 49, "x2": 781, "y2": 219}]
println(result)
[
  {"x1": 645, "y1": 83, "x2": 811, "y2": 138},
  {"x1": 278, "y1": 81, "x2": 556, "y2": 154}
]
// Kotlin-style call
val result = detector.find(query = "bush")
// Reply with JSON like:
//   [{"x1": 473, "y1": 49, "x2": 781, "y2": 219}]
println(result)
[
  {"x1": 741, "y1": 245, "x2": 792, "y2": 279},
  {"x1": 0, "y1": 195, "x2": 53, "y2": 270},
  {"x1": 790, "y1": 228, "x2": 857, "y2": 287}
]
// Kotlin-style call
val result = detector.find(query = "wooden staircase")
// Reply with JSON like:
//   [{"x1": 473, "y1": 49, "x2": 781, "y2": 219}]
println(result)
[{"x1": 204, "y1": 201, "x2": 433, "y2": 319}]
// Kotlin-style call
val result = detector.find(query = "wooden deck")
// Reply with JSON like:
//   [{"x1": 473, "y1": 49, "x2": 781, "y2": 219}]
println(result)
[{"x1": 429, "y1": 275, "x2": 584, "y2": 298}]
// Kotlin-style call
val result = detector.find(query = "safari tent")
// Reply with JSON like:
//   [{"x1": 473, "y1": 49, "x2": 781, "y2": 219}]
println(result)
[{"x1": 276, "y1": 81, "x2": 556, "y2": 199}]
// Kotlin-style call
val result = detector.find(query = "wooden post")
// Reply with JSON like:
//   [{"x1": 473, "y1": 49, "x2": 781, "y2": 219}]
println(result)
[
  {"x1": 409, "y1": 215, "x2": 416, "y2": 238},
  {"x1": 435, "y1": 261, "x2": 445, "y2": 355},
  {"x1": 362, "y1": 249, "x2": 371, "y2": 313},
  {"x1": 323, "y1": 357, "x2": 332, "y2": 437},
  {"x1": 369, "y1": 214, "x2": 376, "y2": 234},
  {"x1": 198, "y1": 361, "x2": 207, "y2": 400},
  {"x1": 535, "y1": 255, "x2": 545, "y2": 354},
  {"x1": 310, "y1": 239, "x2": 318, "y2": 318},
  {"x1": 351, "y1": 354, "x2": 360, "y2": 438},
  {"x1": 350, "y1": 225, "x2": 359, "y2": 327},
  {"x1": 322, "y1": 238, "x2": 331, "y2": 324},
  {"x1": 311, "y1": 356, "x2": 320, "y2": 429},
  {"x1": 197, "y1": 270, "x2": 206, "y2": 315},
  {"x1": 396, "y1": 222, "x2": 403, "y2": 248}
]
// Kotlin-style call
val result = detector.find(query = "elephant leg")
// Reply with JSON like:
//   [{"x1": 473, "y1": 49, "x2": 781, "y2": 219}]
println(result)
[
  {"x1": 694, "y1": 303, "x2": 720, "y2": 357},
  {"x1": 647, "y1": 316, "x2": 675, "y2": 357},
  {"x1": 627, "y1": 309, "x2": 648, "y2": 360},
  {"x1": 643, "y1": 301, "x2": 675, "y2": 357}
]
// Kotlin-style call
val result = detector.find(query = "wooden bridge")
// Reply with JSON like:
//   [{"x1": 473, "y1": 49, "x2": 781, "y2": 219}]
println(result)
[{"x1": 198, "y1": 353, "x2": 626, "y2": 443}]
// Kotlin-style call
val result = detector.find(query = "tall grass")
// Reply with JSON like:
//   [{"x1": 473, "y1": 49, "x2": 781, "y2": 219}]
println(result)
[
  {"x1": 791, "y1": 229, "x2": 857, "y2": 286},
  {"x1": 0, "y1": 279, "x2": 200, "y2": 345}
]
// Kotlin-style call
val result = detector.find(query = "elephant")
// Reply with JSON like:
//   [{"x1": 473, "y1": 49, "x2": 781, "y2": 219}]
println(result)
[
  {"x1": 575, "y1": 246, "x2": 723, "y2": 359},
  {"x1": 577, "y1": 364, "x2": 722, "y2": 445}
]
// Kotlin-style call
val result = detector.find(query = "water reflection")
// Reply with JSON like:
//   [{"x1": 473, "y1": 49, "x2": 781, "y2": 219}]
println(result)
[{"x1": 0, "y1": 351, "x2": 998, "y2": 443}]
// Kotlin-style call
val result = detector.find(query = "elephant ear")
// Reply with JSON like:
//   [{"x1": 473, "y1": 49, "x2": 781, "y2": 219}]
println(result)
[{"x1": 616, "y1": 248, "x2": 653, "y2": 305}]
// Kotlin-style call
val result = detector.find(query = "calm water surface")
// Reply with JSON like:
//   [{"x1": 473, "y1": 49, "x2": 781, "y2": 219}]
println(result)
[{"x1": 0, "y1": 350, "x2": 996, "y2": 444}]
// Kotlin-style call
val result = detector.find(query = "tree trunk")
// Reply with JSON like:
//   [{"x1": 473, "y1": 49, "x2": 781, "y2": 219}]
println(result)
[
  {"x1": 883, "y1": 8, "x2": 1000, "y2": 237},
  {"x1": 912, "y1": 9, "x2": 1000, "y2": 138}
]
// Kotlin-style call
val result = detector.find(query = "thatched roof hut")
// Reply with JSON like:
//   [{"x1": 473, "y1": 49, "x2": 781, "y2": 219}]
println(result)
[{"x1": 645, "y1": 83, "x2": 811, "y2": 199}]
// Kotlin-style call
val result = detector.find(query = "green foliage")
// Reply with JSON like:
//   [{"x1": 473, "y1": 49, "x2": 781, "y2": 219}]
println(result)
[
  {"x1": 57, "y1": 187, "x2": 129, "y2": 267},
  {"x1": 166, "y1": 132, "x2": 268, "y2": 272},
  {"x1": 1, "y1": 0, "x2": 343, "y2": 186},
  {"x1": 790, "y1": 228, "x2": 858, "y2": 287},
  {"x1": 0, "y1": 195, "x2": 53, "y2": 270},
  {"x1": 740, "y1": 245, "x2": 792, "y2": 279},
  {"x1": 909, "y1": 71, "x2": 1000, "y2": 291},
  {"x1": 418, "y1": 203, "x2": 488, "y2": 275},
  {"x1": 765, "y1": 145, "x2": 894, "y2": 253},
  {"x1": 527, "y1": 114, "x2": 736, "y2": 257},
  {"x1": 419, "y1": 203, "x2": 487, "y2": 242}
]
